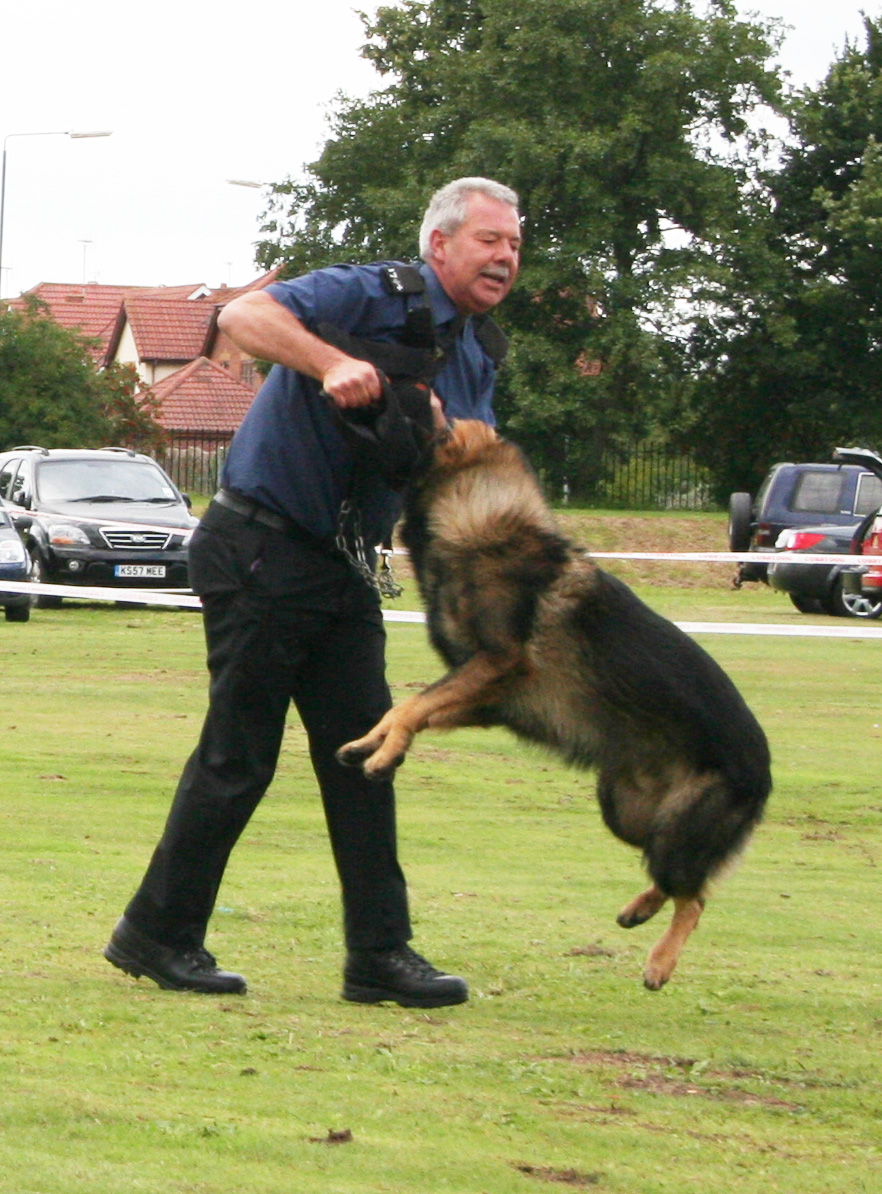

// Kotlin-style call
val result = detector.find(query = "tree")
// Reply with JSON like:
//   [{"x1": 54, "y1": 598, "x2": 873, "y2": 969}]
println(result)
[
  {"x1": 256, "y1": 0, "x2": 783, "y2": 497},
  {"x1": 684, "y1": 17, "x2": 882, "y2": 500},
  {"x1": 0, "y1": 298, "x2": 165, "y2": 451},
  {"x1": 99, "y1": 362, "x2": 168, "y2": 456}
]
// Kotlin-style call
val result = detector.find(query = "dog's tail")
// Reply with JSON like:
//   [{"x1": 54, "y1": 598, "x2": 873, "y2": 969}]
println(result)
[{"x1": 644, "y1": 753, "x2": 771, "y2": 898}]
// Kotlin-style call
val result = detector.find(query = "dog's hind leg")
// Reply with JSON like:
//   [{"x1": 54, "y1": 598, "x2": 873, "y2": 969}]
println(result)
[
  {"x1": 642, "y1": 896, "x2": 704, "y2": 991},
  {"x1": 617, "y1": 884, "x2": 668, "y2": 929}
]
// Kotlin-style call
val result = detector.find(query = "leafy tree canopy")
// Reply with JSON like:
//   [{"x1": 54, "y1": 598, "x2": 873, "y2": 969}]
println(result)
[
  {"x1": 685, "y1": 16, "x2": 882, "y2": 500},
  {"x1": 0, "y1": 298, "x2": 165, "y2": 452},
  {"x1": 257, "y1": 0, "x2": 782, "y2": 497}
]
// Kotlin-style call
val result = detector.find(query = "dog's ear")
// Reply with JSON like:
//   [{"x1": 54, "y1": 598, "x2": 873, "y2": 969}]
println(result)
[{"x1": 435, "y1": 420, "x2": 498, "y2": 467}]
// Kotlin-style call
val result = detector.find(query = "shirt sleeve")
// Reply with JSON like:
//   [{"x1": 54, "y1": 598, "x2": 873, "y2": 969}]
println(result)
[{"x1": 265, "y1": 265, "x2": 390, "y2": 335}]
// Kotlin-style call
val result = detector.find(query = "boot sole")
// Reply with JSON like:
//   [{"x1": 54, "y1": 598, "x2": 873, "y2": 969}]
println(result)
[{"x1": 341, "y1": 981, "x2": 468, "y2": 1008}]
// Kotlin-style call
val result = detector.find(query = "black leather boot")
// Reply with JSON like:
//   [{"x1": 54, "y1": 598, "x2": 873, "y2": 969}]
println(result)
[
  {"x1": 342, "y1": 945, "x2": 468, "y2": 1007},
  {"x1": 104, "y1": 917, "x2": 247, "y2": 995}
]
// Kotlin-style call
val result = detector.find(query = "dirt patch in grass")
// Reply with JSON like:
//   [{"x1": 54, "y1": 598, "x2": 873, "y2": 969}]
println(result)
[
  {"x1": 616, "y1": 1073, "x2": 801, "y2": 1109},
  {"x1": 513, "y1": 1163, "x2": 601, "y2": 1186},
  {"x1": 563, "y1": 1049, "x2": 805, "y2": 1111}
]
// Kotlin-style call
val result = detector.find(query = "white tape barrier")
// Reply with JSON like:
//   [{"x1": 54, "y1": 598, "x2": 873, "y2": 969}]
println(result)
[
  {"x1": 377, "y1": 611, "x2": 882, "y2": 638},
  {"x1": 1, "y1": 548, "x2": 880, "y2": 637},
  {"x1": 385, "y1": 548, "x2": 868, "y2": 566},
  {"x1": 591, "y1": 550, "x2": 862, "y2": 565},
  {"x1": 0, "y1": 579, "x2": 201, "y2": 609}
]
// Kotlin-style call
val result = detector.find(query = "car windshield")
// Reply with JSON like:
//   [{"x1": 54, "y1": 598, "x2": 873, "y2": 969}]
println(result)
[{"x1": 36, "y1": 459, "x2": 179, "y2": 504}]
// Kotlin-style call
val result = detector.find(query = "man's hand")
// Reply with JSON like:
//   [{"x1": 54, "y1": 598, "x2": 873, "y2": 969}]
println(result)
[
  {"x1": 322, "y1": 358, "x2": 384, "y2": 408},
  {"x1": 430, "y1": 393, "x2": 448, "y2": 433}
]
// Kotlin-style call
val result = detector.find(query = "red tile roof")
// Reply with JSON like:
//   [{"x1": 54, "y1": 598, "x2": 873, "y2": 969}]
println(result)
[
  {"x1": 8, "y1": 282, "x2": 144, "y2": 358},
  {"x1": 8, "y1": 280, "x2": 214, "y2": 360},
  {"x1": 204, "y1": 267, "x2": 282, "y2": 304},
  {"x1": 125, "y1": 296, "x2": 217, "y2": 362},
  {"x1": 147, "y1": 357, "x2": 255, "y2": 433},
  {"x1": 8, "y1": 272, "x2": 279, "y2": 362},
  {"x1": 119, "y1": 270, "x2": 281, "y2": 363}
]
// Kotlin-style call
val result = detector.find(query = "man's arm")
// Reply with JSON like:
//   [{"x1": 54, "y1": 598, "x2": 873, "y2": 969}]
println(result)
[{"x1": 217, "y1": 290, "x2": 382, "y2": 408}]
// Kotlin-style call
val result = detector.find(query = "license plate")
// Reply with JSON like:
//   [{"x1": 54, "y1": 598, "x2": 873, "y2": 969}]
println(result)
[{"x1": 114, "y1": 564, "x2": 166, "y2": 578}]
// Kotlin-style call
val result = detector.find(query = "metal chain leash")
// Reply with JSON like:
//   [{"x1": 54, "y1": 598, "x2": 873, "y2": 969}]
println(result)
[{"x1": 335, "y1": 500, "x2": 403, "y2": 599}]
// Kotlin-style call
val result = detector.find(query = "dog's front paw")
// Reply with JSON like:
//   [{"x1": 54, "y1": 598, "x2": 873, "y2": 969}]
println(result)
[
  {"x1": 337, "y1": 723, "x2": 414, "y2": 782},
  {"x1": 336, "y1": 742, "x2": 405, "y2": 782},
  {"x1": 336, "y1": 736, "x2": 406, "y2": 782},
  {"x1": 361, "y1": 751, "x2": 406, "y2": 782},
  {"x1": 336, "y1": 737, "x2": 379, "y2": 768}
]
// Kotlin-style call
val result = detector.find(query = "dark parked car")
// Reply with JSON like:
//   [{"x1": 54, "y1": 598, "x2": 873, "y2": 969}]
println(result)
[
  {"x1": 0, "y1": 446, "x2": 197, "y2": 605},
  {"x1": 0, "y1": 504, "x2": 34, "y2": 621},
  {"x1": 767, "y1": 522, "x2": 882, "y2": 618},
  {"x1": 729, "y1": 459, "x2": 882, "y2": 585}
]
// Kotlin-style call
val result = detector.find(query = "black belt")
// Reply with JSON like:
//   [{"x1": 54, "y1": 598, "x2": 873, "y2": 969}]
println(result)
[{"x1": 212, "y1": 488, "x2": 328, "y2": 546}]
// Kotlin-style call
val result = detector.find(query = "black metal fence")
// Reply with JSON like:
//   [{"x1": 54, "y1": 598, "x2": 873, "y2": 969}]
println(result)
[
  {"x1": 152, "y1": 434, "x2": 232, "y2": 499},
  {"x1": 586, "y1": 439, "x2": 715, "y2": 511},
  {"x1": 150, "y1": 432, "x2": 716, "y2": 512}
]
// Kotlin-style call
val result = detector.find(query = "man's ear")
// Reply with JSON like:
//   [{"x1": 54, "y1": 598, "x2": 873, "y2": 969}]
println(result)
[{"x1": 428, "y1": 227, "x2": 448, "y2": 263}]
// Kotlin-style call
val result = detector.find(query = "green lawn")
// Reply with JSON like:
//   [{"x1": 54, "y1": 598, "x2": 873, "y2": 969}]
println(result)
[{"x1": 0, "y1": 581, "x2": 879, "y2": 1193}]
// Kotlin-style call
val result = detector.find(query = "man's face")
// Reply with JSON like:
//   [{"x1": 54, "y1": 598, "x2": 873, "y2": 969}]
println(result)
[{"x1": 429, "y1": 193, "x2": 522, "y2": 315}]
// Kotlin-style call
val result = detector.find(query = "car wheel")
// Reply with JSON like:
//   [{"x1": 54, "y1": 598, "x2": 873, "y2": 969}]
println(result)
[
  {"x1": 728, "y1": 492, "x2": 752, "y2": 552},
  {"x1": 29, "y1": 550, "x2": 62, "y2": 609},
  {"x1": 4, "y1": 603, "x2": 30, "y2": 622},
  {"x1": 789, "y1": 593, "x2": 824, "y2": 614},
  {"x1": 822, "y1": 577, "x2": 882, "y2": 619}
]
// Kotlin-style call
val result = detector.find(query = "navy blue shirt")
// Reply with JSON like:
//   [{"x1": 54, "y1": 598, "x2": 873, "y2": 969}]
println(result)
[{"x1": 221, "y1": 261, "x2": 498, "y2": 546}]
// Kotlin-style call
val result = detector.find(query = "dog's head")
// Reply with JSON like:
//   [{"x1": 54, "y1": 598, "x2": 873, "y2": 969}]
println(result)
[{"x1": 430, "y1": 419, "x2": 500, "y2": 474}]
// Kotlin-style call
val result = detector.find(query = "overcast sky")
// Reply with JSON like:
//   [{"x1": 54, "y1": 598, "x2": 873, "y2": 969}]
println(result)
[{"x1": 0, "y1": 0, "x2": 876, "y2": 299}]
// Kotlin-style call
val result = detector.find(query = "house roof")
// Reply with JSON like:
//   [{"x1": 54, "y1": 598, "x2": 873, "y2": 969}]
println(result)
[
  {"x1": 125, "y1": 296, "x2": 217, "y2": 362},
  {"x1": 105, "y1": 268, "x2": 282, "y2": 365},
  {"x1": 147, "y1": 357, "x2": 255, "y2": 433},
  {"x1": 9, "y1": 271, "x2": 282, "y2": 401},
  {"x1": 203, "y1": 266, "x2": 282, "y2": 304},
  {"x1": 8, "y1": 283, "x2": 144, "y2": 358},
  {"x1": 8, "y1": 280, "x2": 212, "y2": 360}
]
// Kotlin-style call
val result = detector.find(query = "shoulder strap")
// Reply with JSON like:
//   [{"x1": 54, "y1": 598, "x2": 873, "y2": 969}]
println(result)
[
  {"x1": 382, "y1": 264, "x2": 509, "y2": 365},
  {"x1": 380, "y1": 262, "x2": 439, "y2": 357},
  {"x1": 472, "y1": 314, "x2": 509, "y2": 365},
  {"x1": 381, "y1": 263, "x2": 426, "y2": 297}
]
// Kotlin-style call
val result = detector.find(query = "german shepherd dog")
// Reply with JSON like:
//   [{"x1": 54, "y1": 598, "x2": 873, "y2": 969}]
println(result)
[{"x1": 338, "y1": 421, "x2": 772, "y2": 989}]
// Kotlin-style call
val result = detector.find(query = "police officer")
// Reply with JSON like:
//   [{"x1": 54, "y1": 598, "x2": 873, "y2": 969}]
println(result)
[{"x1": 104, "y1": 178, "x2": 522, "y2": 1005}]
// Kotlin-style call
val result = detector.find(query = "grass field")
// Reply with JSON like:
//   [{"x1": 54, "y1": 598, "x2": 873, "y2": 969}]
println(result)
[{"x1": 0, "y1": 515, "x2": 879, "y2": 1193}]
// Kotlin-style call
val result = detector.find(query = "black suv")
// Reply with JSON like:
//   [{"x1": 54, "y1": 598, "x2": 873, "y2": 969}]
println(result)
[
  {"x1": 0, "y1": 447, "x2": 197, "y2": 603},
  {"x1": 728, "y1": 461, "x2": 882, "y2": 585}
]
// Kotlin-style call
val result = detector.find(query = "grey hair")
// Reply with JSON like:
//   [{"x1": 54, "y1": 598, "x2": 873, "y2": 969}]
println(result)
[{"x1": 419, "y1": 177, "x2": 520, "y2": 261}]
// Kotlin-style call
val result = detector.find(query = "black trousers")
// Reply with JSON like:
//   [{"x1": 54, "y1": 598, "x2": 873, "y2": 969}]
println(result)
[{"x1": 124, "y1": 501, "x2": 411, "y2": 953}]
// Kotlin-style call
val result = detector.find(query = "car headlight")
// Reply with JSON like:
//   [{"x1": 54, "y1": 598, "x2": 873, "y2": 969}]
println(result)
[
  {"x1": 47, "y1": 522, "x2": 91, "y2": 547},
  {"x1": 0, "y1": 537, "x2": 27, "y2": 564}
]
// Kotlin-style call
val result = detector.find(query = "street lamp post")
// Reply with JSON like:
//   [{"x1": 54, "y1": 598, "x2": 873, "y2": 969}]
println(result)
[{"x1": 0, "y1": 129, "x2": 112, "y2": 299}]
